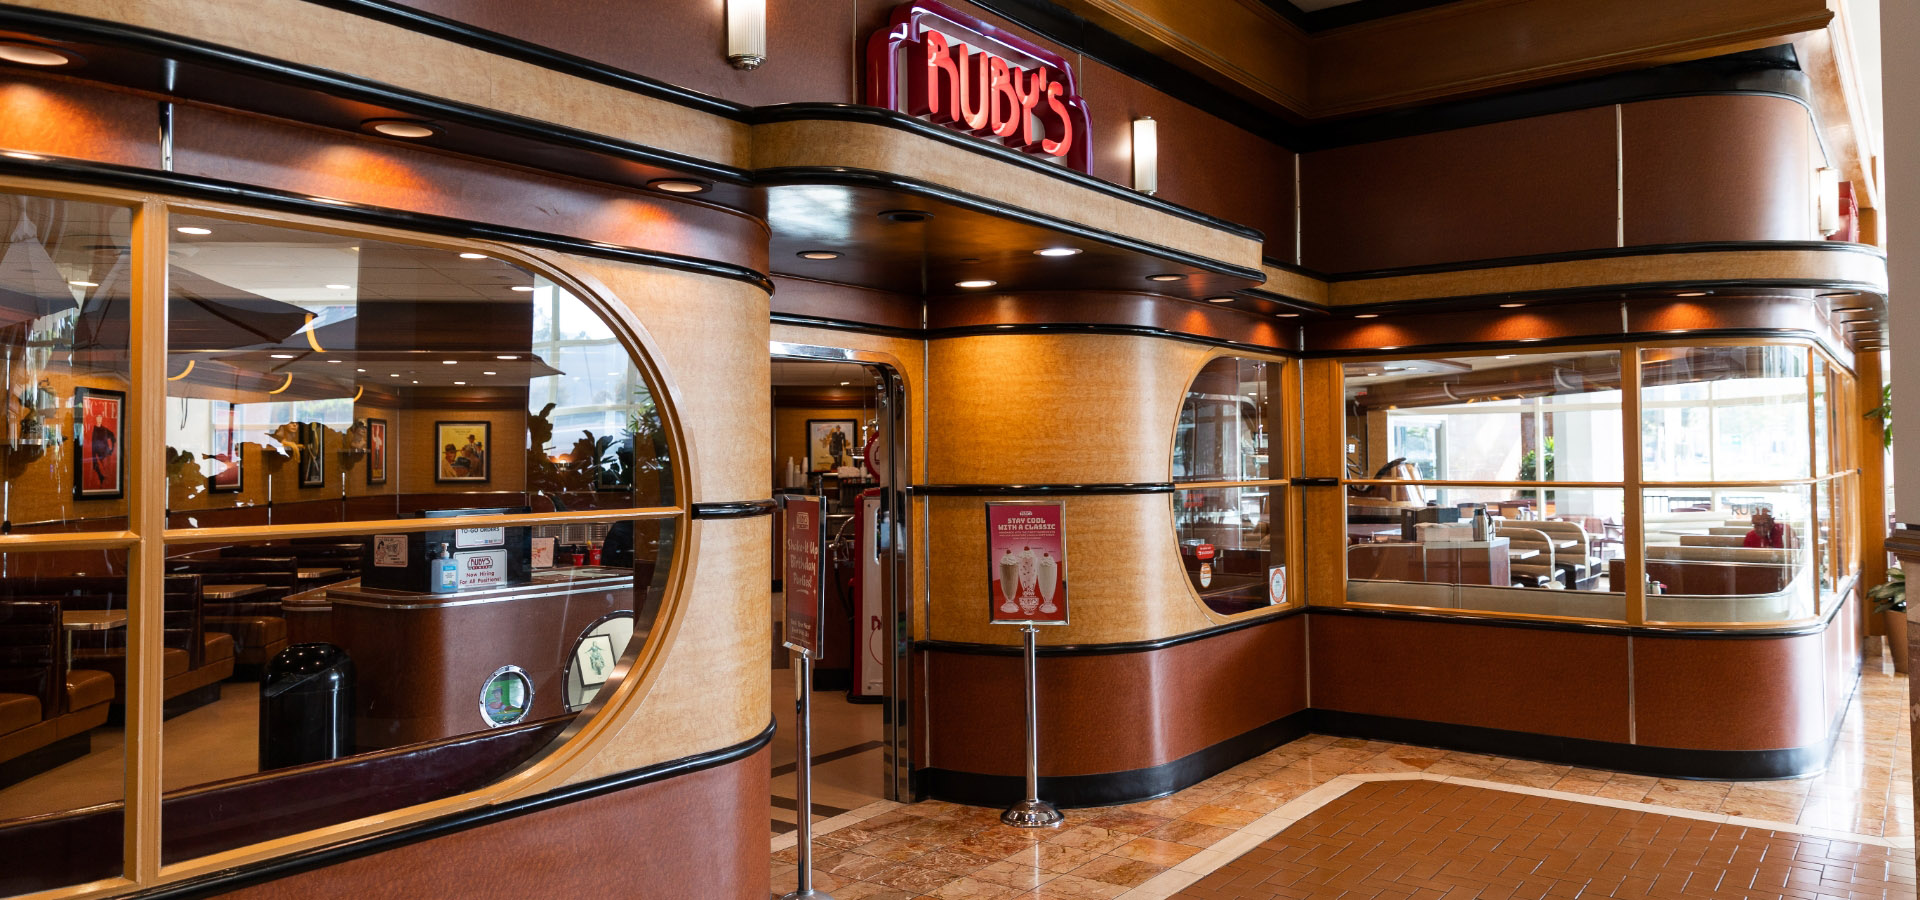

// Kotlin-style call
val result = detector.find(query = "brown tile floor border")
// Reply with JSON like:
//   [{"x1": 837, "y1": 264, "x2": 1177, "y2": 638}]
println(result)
[{"x1": 1174, "y1": 779, "x2": 1916, "y2": 900}]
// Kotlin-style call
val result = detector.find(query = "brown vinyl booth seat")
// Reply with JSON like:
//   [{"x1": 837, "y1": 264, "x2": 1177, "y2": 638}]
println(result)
[
  {"x1": 165, "y1": 556, "x2": 301, "y2": 674},
  {"x1": 0, "y1": 576, "x2": 235, "y2": 713},
  {"x1": 1504, "y1": 520, "x2": 1601, "y2": 590},
  {"x1": 1498, "y1": 528, "x2": 1562, "y2": 588},
  {"x1": 0, "y1": 601, "x2": 115, "y2": 775}
]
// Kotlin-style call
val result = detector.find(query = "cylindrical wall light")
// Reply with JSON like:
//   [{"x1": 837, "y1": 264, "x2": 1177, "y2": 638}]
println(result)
[
  {"x1": 727, "y1": 0, "x2": 766, "y2": 70},
  {"x1": 1816, "y1": 166, "x2": 1841, "y2": 236},
  {"x1": 1132, "y1": 116, "x2": 1157, "y2": 195}
]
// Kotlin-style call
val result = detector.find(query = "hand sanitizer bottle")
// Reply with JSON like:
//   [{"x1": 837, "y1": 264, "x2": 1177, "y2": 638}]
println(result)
[{"x1": 432, "y1": 544, "x2": 459, "y2": 594}]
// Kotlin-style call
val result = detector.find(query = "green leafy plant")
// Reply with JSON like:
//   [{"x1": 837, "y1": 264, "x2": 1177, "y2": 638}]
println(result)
[
  {"x1": 1866, "y1": 384, "x2": 1892, "y2": 450},
  {"x1": 1869, "y1": 568, "x2": 1906, "y2": 615}
]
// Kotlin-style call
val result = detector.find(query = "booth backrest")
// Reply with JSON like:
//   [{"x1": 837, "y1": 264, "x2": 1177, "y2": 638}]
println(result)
[
  {"x1": 0, "y1": 575, "x2": 207, "y2": 665},
  {"x1": 1680, "y1": 534, "x2": 1746, "y2": 547},
  {"x1": 0, "y1": 600, "x2": 62, "y2": 717}
]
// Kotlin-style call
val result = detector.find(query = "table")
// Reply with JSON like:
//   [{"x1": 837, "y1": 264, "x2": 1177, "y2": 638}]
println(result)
[
  {"x1": 204, "y1": 583, "x2": 270, "y2": 601},
  {"x1": 297, "y1": 567, "x2": 346, "y2": 581},
  {"x1": 61, "y1": 610, "x2": 127, "y2": 672}
]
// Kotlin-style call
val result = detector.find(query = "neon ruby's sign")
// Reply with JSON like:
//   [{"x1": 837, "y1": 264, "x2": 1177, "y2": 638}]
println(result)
[{"x1": 866, "y1": 1, "x2": 1092, "y2": 173}]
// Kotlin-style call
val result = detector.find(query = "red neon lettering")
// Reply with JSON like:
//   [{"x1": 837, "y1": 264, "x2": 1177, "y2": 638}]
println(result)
[
  {"x1": 908, "y1": 31, "x2": 959, "y2": 123},
  {"x1": 1007, "y1": 66, "x2": 1047, "y2": 150},
  {"x1": 954, "y1": 43, "x2": 991, "y2": 132},
  {"x1": 898, "y1": 26, "x2": 1077, "y2": 164},
  {"x1": 1040, "y1": 79, "x2": 1072, "y2": 159},
  {"x1": 986, "y1": 57, "x2": 1021, "y2": 138}
]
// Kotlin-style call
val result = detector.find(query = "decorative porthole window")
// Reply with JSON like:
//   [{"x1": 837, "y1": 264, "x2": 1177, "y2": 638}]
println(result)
[{"x1": 1172, "y1": 356, "x2": 1292, "y2": 614}]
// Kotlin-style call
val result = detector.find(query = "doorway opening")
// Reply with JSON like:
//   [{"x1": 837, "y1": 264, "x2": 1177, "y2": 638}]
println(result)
[{"x1": 767, "y1": 350, "x2": 908, "y2": 838}]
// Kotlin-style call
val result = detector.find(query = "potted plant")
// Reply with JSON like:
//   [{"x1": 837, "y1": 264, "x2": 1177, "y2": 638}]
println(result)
[{"x1": 1869, "y1": 568, "x2": 1906, "y2": 674}]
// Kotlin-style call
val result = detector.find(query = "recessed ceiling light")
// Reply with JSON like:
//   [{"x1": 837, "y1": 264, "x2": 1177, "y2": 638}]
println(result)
[
  {"x1": 1495, "y1": 355, "x2": 1515, "y2": 360},
  {"x1": 1675, "y1": 291, "x2": 1708, "y2": 298},
  {"x1": 2, "y1": 150, "x2": 45, "y2": 161},
  {"x1": 363, "y1": 118, "x2": 440, "y2": 139},
  {"x1": 442, "y1": 360, "x2": 457, "y2": 365},
  {"x1": 389, "y1": 373, "x2": 400, "y2": 377},
  {"x1": 1277, "y1": 313, "x2": 1299, "y2": 318},
  {"x1": 647, "y1": 178, "x2": 710, "y2": 194},
  {"x1": 327, "y1": 359, "x2": 341, "y2": 364},
  {"x1": 270, "y1": 353, "x2": 295, "y2": 359},
  {"x1": 69, "y1": 280, "x2": 97, "y2": 287},
  {"x1": 1207, "y1": 296, "x2": 1234, "y2": 303},
  {"x1": 1147, "y1": 274, "x2": 1185, "y2": 282},
  {"x1": 325, "y1": 283, "x2": 350, "y2": 290},
  {"x1": 1518, "y1": 337, "x2": 1542, "y2": 342},
  {"x1": 454, "y1": 381, "x2": 466, "y2": 385},
  {"x1": 955, "y1": 279, "x2": 996, "y2": 288},
  {"x1": 496, "y1": 354, "x2": 520, "y2": 360},
  {"x1": 356, "y1": 368, "x2": 367, "y2": 373},
  {"x1": 1499, "y1": 303, "x2": 1526, "y2": 308},
  {"x1": 797, "y1": 250, "x2": 841, "y2": 261},
  {"x1": 458, "y1": 252, "x2": 487, "y2": 260},
  {"x1": 1354, "y1": 313, "x2": 1379, "y2": 319},
  {"x1": 510, "y1": 285, "x2": 534, "y2": 292},
  {"x1": 839, "y1": 381, "x2": 851, "y2": 386},
  {"x1": 0, "y1": 41, "x2": 82, "y2": 67},
  {"x1": 175, "y1": 226, "x2": 212, "y2": 236},
  {"x1": 483, "y1": 371, "x2": 497, "y2": 376},
  {"x1": 1035, "y1": 247, "x2": 1081, "y2": 257}
]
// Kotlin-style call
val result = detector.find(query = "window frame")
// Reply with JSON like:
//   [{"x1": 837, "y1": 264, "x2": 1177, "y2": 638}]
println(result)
[{"x1": 0, "y1": 175, "x2": 693, "y2": 893}]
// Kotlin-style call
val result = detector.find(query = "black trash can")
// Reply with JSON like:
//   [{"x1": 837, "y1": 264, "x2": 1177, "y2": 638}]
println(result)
[{"x1": 259, "y1": 643, "x2": 355, "y2": 770}]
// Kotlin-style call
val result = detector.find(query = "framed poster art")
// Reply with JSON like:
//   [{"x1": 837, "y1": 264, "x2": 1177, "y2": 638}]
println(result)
[
  {"x1": 297, "y1": 421, "x2": 326, "y2": 488},
  {"x1": 365, "y1": 417, "x2": 388, "y2": 485},
  {"x1": 807, "y1": 418, "x2": 857, "y2": 473},
  {"x1": 987, "y1": 500, "x2": 1068, "y2": 626},
  {"x1": 435, "y1": 420, "x2": 491, "y2": 483},
  {"x1": 209, "y1": 401, "x2": 243, "y2": 493},
  {"x1": 73, "y1": 387, "x2": 125, "y2": 500}
]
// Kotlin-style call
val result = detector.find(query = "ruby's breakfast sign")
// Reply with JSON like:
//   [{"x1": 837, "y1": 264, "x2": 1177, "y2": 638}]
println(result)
[
  {"x1": 987, "y1": 501, "x2": 1068, "y2": 626},
  {"x1": 866, "y1": 1, "x2": 1092, "y2": 174},
  {"x1": 783, "y1": 496, "x2": 827, "y2": 655}
]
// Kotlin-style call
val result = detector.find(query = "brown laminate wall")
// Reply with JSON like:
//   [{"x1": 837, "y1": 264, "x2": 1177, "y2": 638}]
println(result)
[
  {"x1": 211, "y1": 743, "x2": 771, "y2": 900},
  {"x1": 1308, "y1": 614, "x2": 1634, "y2": 744},
  {"x1": 1631, "y1": 633, "x2": 1826, "y2": 751},
  {"x1": 926, "y1": 291, "x2": 1299, "y2": 350},
  {"x1": 921, "y1": 614, "x2": 1307, "y2": 778},
  {"x1": 0, "y1": 73, "x2": 161, "y2": 168},
  {"x1": 1300, "y1": 107, "x2": 1618, "y2": 274},
  {"x1": 1622, "y1": 94, "x2": 1817, "y2": 246}
]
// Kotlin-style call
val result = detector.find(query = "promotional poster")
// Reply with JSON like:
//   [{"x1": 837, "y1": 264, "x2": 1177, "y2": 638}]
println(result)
[
  {"x1": 783, "y1": 495, "x2": 826, "y2": 655},
  {"x1": 987, "y1": 501, "x2": 1068, "y2": 626}
]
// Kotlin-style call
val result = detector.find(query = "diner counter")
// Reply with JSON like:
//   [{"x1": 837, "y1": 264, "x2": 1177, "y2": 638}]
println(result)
[{"x1": 325, "y1": 568, "x2": 638, "y2": 751}]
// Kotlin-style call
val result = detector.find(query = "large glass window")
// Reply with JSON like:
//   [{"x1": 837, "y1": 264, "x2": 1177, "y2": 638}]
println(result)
[
  {"x1": 0, "y1": 194, "x2": 682, "y2": 892},
  {"x1": 1339, "y1": 343, "x2": 1859, "y2": 628},
  {"x1": 1174, "y1": 357, "x2": 1290, "y2": 614}
]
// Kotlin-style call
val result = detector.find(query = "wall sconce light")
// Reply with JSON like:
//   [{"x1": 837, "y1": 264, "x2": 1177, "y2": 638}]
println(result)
[
  {"x1": 1817, "y1": 166, "x2": 1841, "y2": 236},
  {"x1": 1132, "y1": 116, "x2": 1157, "y2": 195},
  {"x1": 727, "y1": 0, "x2": 766, "y2": 70}
]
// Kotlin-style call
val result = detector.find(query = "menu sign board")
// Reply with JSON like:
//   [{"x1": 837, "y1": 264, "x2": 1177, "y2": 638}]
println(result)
[
  {"x1": 782, "y1": 495, "x2": 827, "y2": 655},
  {"x1": 987, "y1": 501, "x2": 1068, "y2": 625},
  {"x1": 866, "y1": 1, "x2": 1092, "y2": 173}
]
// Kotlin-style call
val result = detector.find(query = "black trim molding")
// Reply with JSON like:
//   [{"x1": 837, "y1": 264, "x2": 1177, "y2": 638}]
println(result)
[
  {"x1": 122, "y1": 721, "x2": 777, "y2": 900},
  {"x1": 691, "y1": 499, "x2": 778, "y2": 519},
  {"x1": 919, "y1": 710, "x2": 1315, "y2": 809},
  {"x1": 909, "y1": 482, "x2": 1174, "y2": 496}
]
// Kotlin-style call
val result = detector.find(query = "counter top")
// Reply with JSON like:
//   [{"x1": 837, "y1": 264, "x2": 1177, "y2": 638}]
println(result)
[{"x1": 326, "y1": 567, "x2": 637, "y2": 609}]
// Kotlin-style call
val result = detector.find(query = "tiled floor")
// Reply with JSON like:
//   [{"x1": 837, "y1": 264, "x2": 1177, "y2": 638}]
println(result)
[
  {"x1": 767, "y1": 652, "x2": 1914, "y2": 899},
  {"x1": 1181, "y1": 779, "x2": 1913, "y2": 900}
]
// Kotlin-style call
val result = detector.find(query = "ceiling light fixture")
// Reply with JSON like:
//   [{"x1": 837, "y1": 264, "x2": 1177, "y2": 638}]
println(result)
[
  {"x1": 325, "y1": 283, "x2": 350, "y2": 290},
  {"x1": 175, "y1": 226, "x2": 212, "y2": 236},
  {"x1": 458, "y1": 252, "x2": 487, "y2": 260},
  {"x1": 328, "y1": 359, "x2": 342, "y2": 364},
  {"x1": 1495, "y1": 355, "x2": 1515, "y2": 360},
  {"x1": 798, "y1": 250, "x2": 841, "y2": 260},
  {"x1": 483, "y1": 371, "x2": 497, "y2": 376},
  {"x1": 268, "y1": 373, "x2": 295, "y2": 395},
  {"x1": 1132, "y1": 116, "x2": 1158, "y2": 195},
  {"x1": 839, "y1": 381, "x2": 851, "y2": 386},
  {"x1": 270, "y1": 353, "x2": 296, "y2": 359},
  {"x1": 1499, "y1": 303, "x2": 1526, "y2": 308},
  {"x1": 1277, "y1": 313, "x2": 1299, "y2": 318},
  {"x1": 1147, "y1": 274, "x2": 1185, "y2": 283},
  {"x1": 363, "y1": 118, "x2": 440, "y2": 139},
  {"x1": 442, "y1": 360, "x2": 457, "y2": 365},
  {"x1": 356, "y1": 368, "x2": 367, "y2": 373},
  {"x1": 510, "y1": 285, "x2": 534, "y2": 292},
  {"x1": 454, "y1": 381, "x2": 466, "y2": 385},
  {"x1": 0, "y1": 41, "x2": 82, "y2": 67},
  {"x1": 1675, "y1": 291, "x2": 1708, "y2": 298},
  {"x1": 1034, "y1": 247, "x2": 1081, "y2": 257},
  {"x1": 955, "y1": 279, "x2": 996, "y2": 289},
  {"x1": 496, "y1": 354, "x2": 520, "y2": 360},
  {"x1": 69, "y1": 280, "x2": 97, "y2": 287},
  {"x1": 647, "y1": 178, "x2": 711, "y2": 194},
  {"x1": 1208, "y1": 296, "x2": 1234, "y2": 303},
  {"x1": 1354, "y1": 313, "x2": 1379, "y2": 319}
]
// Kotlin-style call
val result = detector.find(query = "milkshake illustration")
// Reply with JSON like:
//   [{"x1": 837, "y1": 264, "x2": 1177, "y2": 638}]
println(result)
[
  {"x1": 997, "y1": 548, "x2": 1021, "y2": 614},
  {"x1": 1017, "y1": 547, "x2": 1039, "y2": 615},
  {"x1": 1037, "y1": 552, "x2": 1058, "y2": 614}
]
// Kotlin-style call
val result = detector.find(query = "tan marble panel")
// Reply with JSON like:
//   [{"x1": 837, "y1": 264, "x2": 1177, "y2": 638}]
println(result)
[
  {"x1": 926, "y1": 493, "x2": 1223, "y2": 646},
  {"x1": 926, "y1": 333, "x2": 1212, "y2": 485},
  {"x1": 751, "y1": 120, "x2": 1265, "y2": 271},
  {"x1": 1326, "y1": 248, "x2": 1888, "y2": 306},
  {"x1": 1260, "y1": 264, "x2": 1328, "y2": 306},
  {"x1": 16, "y1": 0, "x2": 749, "y2": 165},
  {"x1": 538, "y1": 253, "x2": 770, "y2": 505}
]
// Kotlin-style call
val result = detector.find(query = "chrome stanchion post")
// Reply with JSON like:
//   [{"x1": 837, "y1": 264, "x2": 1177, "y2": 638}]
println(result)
[
  {"x1": 1001, "y1": 623, "x2": 1063, "y2": 827},
  {"x1": 781, "y1": 650, "x2": 835, "y2": 900}
]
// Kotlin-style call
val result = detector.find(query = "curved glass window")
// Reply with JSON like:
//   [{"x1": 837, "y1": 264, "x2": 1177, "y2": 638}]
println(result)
[
  {"x1": 0, "y1": 196, "x2": 680, "y2": 893},
  {"x1": 1174, "y1": 357, "x2": 1290, "y2": 614}
]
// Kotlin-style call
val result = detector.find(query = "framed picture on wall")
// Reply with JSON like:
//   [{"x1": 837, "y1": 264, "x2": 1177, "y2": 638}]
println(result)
[
  {"x1": 435, "y1": 421, "x2": 491, "y2": 483},
  {"x1": 366, "y1": 418, "x2": 388, "y2": 485},
  {"x1": 73, "y1": 387, "x2": 124, "y2": 500},
  {"x1": 807, "y1": 418, "x2": 857, "y2": 473},
  {"x1": 298, "y1": 421, "x2": 326, "y2": 488},
  {"x1": 209, "y1": 401, "x2": 243, "y2": 494}
]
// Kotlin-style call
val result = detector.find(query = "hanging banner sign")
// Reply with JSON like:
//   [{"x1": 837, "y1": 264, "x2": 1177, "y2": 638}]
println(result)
[
  {"x1": 987, "y1": 500, "x2": 1068, "y2": 626},
  {"x1": 866, "y1": 1, "x2": 1092, "y2": 174},
  {"x1": 783, "y1": 495, "x2": 828, "y2": 656}
]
